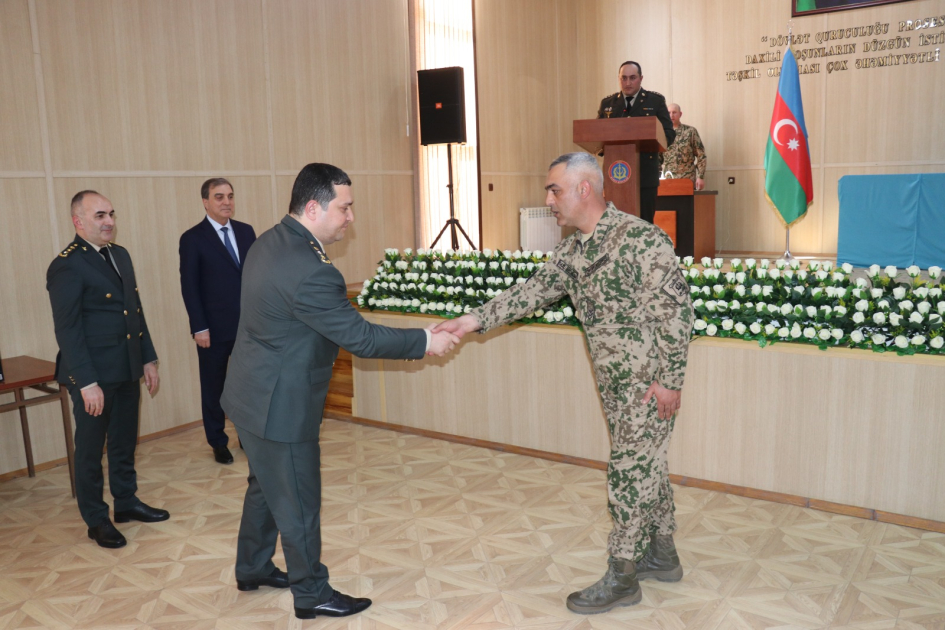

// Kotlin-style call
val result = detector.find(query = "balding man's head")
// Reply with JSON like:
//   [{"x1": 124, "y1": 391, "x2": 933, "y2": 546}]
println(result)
[
  {"x1": 70, "y1": 191, "x2": 116, "y2": 247},
  {"x1": 668, "y1": 103, "x2": 682, "y2": 127}
]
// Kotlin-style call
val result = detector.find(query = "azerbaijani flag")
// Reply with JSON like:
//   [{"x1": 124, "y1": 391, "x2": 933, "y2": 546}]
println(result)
[{"x1": 764, "y1": 47, "x2": 813, "y2": 228}]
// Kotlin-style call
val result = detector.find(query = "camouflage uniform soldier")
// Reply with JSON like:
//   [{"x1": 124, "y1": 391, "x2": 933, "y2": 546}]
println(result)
[
  {"x1": 664, "y1": 103, "x2": 707, "y2": 190},
  {"x1": 435, "y1": 152, "x2": 693, "y2": 614}
]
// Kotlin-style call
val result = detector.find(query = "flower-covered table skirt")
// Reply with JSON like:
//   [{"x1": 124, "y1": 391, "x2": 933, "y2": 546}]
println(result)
[{"x1": 358, "y1": 249, "x2": 945, "y2": 356}]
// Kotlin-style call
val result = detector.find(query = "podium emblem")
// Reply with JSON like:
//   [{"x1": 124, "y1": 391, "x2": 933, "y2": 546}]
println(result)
[{"x1": 609, "y1": 161, "x2": 631, "y2": 184}]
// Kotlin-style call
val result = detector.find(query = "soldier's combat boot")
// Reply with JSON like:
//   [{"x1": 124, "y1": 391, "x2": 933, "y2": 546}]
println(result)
[
  {"x1": 566, "y1": 557, "x2": 641, "y2": 614},
  {"x1": 635, "y1": 533, "x2": 683, "y2": 582}
]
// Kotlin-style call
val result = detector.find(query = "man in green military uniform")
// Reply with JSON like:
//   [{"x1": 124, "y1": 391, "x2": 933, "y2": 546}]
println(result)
[
  {"x1": 597, "y1": 61, "x2": 676, "y2": 223},
  {"x1": 435, "y1": 152, "x2": 693, "y2": 614},
  {"x1": 663, "y1": 103, "x2": 707, "y2": 190},
  {"x1": 221, "y1": 163, "x2": 458, "y2": 620},
  {"x1": 46, "y1": 191, "x2": 167, "y2": 549}
]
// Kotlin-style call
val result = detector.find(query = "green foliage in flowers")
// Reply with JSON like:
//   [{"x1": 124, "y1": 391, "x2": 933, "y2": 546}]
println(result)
[
  {"x1": 357, "y1": 247, "x2": 580, "y2": 326},
  {"x1": 683, "y1": 256, "x2": 945, "y2": 356},
  {"x1": 358, "y1": 249, "x2": 945, "y2": 356}
]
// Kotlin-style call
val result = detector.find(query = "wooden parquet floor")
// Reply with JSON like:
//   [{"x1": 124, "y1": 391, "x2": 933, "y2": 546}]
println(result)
[{"x1": 1, "y1": 420, "x2": 944, "y2": 630}]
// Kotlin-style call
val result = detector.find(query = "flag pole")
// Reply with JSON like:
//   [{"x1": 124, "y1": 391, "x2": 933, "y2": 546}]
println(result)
[{"x1": 782, "y1": 19, "x2": 795, "y2": 262}]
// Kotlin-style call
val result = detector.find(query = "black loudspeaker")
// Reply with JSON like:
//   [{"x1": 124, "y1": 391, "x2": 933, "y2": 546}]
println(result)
[{"x1": 418, "y1": 67, "x2": 466, "y2": 145}]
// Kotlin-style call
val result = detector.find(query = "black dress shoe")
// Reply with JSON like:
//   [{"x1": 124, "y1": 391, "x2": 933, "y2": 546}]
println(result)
[
  {"x1": 213, "y1": 445, "x2": 234, "y2": 464},
  {"x1": 295, "y1": 590, "x2": 372, "y2": 619},
  {"x1": 88, "y1": 519, "x2": 127, "y2": 548},
  {"x1": 236, "y1": 567, "x2": 289, "y2": 591},
  {"x1": 114, "y1": 502, "x2": 170, "y2": 523}
]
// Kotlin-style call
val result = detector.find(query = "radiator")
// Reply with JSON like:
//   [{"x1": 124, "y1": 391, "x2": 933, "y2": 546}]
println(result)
[{"x1": 519, "y1": 207, "x2": 562, "y2": 252}]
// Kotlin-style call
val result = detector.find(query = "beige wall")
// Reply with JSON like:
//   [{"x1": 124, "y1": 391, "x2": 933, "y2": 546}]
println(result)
[
  {"x1": 0, "y1": 0, "x2": 414, "y2": 476},
  {"x1": 475, "y1": 0, "x2": 945, "y2": 252}
]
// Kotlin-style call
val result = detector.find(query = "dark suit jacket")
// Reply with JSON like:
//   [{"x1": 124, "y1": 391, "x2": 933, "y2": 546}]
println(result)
[
  {"x1": 597, "y1": 89, "x2": 676, "y2": 188},
  {"x1": 221, "y1": 215, "x2": 427, "y2": 443},
  {"x1": 46, "y1": 236, "x2": 158, "y2": 388},
  {"x1": 179, "y1": 217, "x2": 256, "y2": 342}
]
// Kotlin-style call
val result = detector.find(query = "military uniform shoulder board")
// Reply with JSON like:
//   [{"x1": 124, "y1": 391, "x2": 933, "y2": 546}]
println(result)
[
  {"x1": 310, "y1": 241, "x2": 332, "y2": 265},
  {"x1": 58, "y1": 243, "x2": 79, "y2": 257},
  {"x1": 646, "y1": 89, "x2": 665, "y2": 99}
]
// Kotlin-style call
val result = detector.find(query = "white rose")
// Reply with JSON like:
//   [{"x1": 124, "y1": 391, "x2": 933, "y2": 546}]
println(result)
[
  {"x1": 769, "y1": 268, "x2": 781, "y2": 279},
  {"x1": 767, "y1": 304, "x2": 780, "y2": 315},
  {"x1": 851, "y1": 330, "x2": 864, "y2": 343},
  {"x1": 877, "y1": 299, "x2": 890, "y2": 310},
  {"x1": 554, "y1": 311, "x2": 564, "y2": 322},
  {"x1": 855, "y1": 300, "x2": 869, "y2": 312},
  {"x1": 688, "y1": 268, "x2": 700, "y2": 279},
  {"x1": 918, "y1": 301, "x2": 931, "y2": 314},
  {"x1": 693, "y1": 319, "x2": 708, "y2": 331},
  {"x1": 482, "y1": 248, "x2": 493, "y2": 257},
  {"x1": 915, "y1": 287, "x2": 929, "y2": 298},
  {"x1": 760, "y1": 259, "x2": 770, "y2": 268},
  {"x1": 911, "y1": 335, "x2": 926, "y2": 346},
  {"x1": 713, "y1": 258, "x2": 723, "y2": 269},
  {"x1": 894, "y1": 335, "x2": 909, "y2": 349},
  {"x1": 700, "y1": 256, "x2": 712, "y2": 267},
  {"x1": 682, "y1": 256, "x2": 694, "y2": 266},
  {"x1": 778, "y1": 327, "x2": 789, "y2": 338},
  {"x1": 790, "y1": 260, "x2": 801, "y2": 271},
  {"x1": 751, "y1": 285, "x2": 762, "y2": 296},
  {"x1": 735, "y1": 272, "x2": 747, "y2": 283},
  {"x1": 889, "y1": 313, "x2": 902, "y2": 326},
  {"x1": 735, "y1": 322, "x2": 747, "y2": 334},
  {"x1": 818, "y1": 329, "x2": 831, "y2": 341},
  {"x1": 512, "y1": 250, "x2": 523, "y2": 259},
  {"x1": 419, "y1": 303, "x2": 428, "y2": 313},
  {"x1": 823, "y1": 261, "x2": 833, "y2": 271},
  {"x1": 780, "y1": 304, "x2": 792, "y2": 316},
  {"x1": 832, "y1": 272, "x2": 844, "y2": 282},
  {"x1": 722, "y1": 319, "x2": 734, "y2": 331},
  {"x1": 900, "y1": 300, "x2": 914, "y2": 311},
  {"x1": 834, "y1": 306, "x2": 848, "y2": 317},
  {"x1": 713, "y1": 284, "x2": 725, "y2": 295},
  {"x1": 855, "y1": 278, "x2": 868, "y2": 288},
  {"x1": 939, "y1": 301, "x2": 945, "y2": 314},
  {"x1": 806, "y1": 306, "x2": 817, "y2": 318},
  {"x1": 717, "y1": 300, "x2": 729, "y2": 311},
  {"x1": 757, "y1": 268, "x2": 768, "y2": 279},
  {"x1": 790, "y1": 325, "x2": 802, "y2": 339},
  {"x1": 692, "y1": 298, "x2": 704, "y2": 309},
  {"x1": 755, "y1": 302, "x2": 766, "y2": 312},
  {"x1": 750, "y1": 322, "x2": 762, "y2": 334},
  {"x1": 928, "y1": 266, "x2": 942, "y2": 279},
  {"x1": 735, "y1": 285, "x2": 746, "y2": 297},
  {"x1": 820, "y1": 306, "x2": 832, "y2": 317},
  {"x1": 931, "y1": 337, "x2": 944, "y2": 349},
  {"x1": 705, "y1": 300, "x2": 717, "y2": 312},
  {"x1": 892, "y1": 287, "x2": 906, "y2": 299},
  {"x1": 872, "y1": 312, "x2": 886, "y2": 325},
  {"x1": 909, "y1": 311, "x2": 923, "y2": 324},
  {"x1": 762, "y1": 285, "x2": 774, "y2": 297},
  {"x1": 502, "y1": 250, "x2": 512, "y2": 258},
  {"x1": 731, "y1": 258, "x2": 742, "y2": 267},
  {"x1": 706, "y1": 324, "x2": 718, "y2": 336},
  {"x1": 725, "y1": 272, "x2": 736, "y2": 283},
  {"x1": 533, "y1": 309, "x2": 544, "y2": 317},
  {"x1": 884, "y1": 265, "x2": 898, "y2": 277},
  {"x1": 831, "y1": 328, "x2": 843, "y2": 340},
  {"x1": 907, "y1": 265, "x2": 921, "y2": 278},
  {"x1": 465, "y1": 288, "x2": 475, "y2": 296},
  {"x1": 729, "y1": 300, "x2": 740, "y2": 310},
  {"x1": 816, "y1": 270, "x2": 829, "y2": 281},
  {"x1": 775, "y1": 259, "x2": 787, "y2": 269},
  {"x1": 563, "y1": 307, "x2": 574, "y2": 318},
  {"x1": 765, "y1": 324, "x2": 776, "y2": 336},
  {"x1": 544, "y1": 311, "x2": 556, "y2": 322},
  {"x1": 841, "y1": 262, "x2": 853, "y2": 273},
  {"x1": 701, "y1": 286, "x2": 710, "y2": 295},
  {"x1": 868, "y1": 264, "x2": 881, "y2": 276},
  {"x1": 871, "y1": 333, "x2": 886, "y2": 345},
  {"x1": 932, "y1": 288, "x2": 943, "y2": 298},
  {"x1": 853, "y1": 312, "x2": 865, "y2": 324},
  {"x1": 798, "y1": 270, "x2": 809, "y2": 281},
  {"x1": 803, "y1": 327, "x2": 816, "y2": 339}
]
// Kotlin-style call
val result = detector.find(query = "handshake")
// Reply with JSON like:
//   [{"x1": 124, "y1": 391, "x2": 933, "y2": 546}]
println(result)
[{"x1": 423, "y1": 314, "x2": 482, "y2": 357}]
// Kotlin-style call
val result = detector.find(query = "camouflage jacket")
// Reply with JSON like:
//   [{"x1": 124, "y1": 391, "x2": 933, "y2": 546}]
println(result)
[
  {"x1": 662, "y1": 123, "x2": 706, "y2": 181},
  {"x1": 473, "y1": 204, "x2": 693, "y2": 390}
]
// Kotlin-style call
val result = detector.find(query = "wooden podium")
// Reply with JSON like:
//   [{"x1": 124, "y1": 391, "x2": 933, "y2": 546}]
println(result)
[
  {"x1": 573, "y1": 117, "x2": 668, "y2": 217},
  {"x1": 654, "y1": 178, "x2": 717, "y2": 260}
]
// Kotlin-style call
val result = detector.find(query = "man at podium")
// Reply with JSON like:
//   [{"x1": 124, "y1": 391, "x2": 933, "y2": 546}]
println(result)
[{"x1": 597, "y1": 61, "x2": 675, "y2": 223}]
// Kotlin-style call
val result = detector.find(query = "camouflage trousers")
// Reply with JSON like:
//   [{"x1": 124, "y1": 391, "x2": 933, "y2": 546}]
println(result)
[{"x1": 590, "y1": 330, "x2": 677, "y2": 562}]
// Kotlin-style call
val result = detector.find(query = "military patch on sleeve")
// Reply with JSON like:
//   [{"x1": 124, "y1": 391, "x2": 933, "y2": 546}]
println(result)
[
  {"x1": 584, "y1": 253, "x2": 611, "y2": 277},
  {"x1": 661, "y1": 271, "x2": 689, "y2": 305},
  {"x1": 555, "y1": 259, "x2": 578, "y2": 281}
]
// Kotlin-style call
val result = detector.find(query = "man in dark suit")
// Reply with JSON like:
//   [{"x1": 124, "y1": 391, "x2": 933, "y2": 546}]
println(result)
[
  {"x1": 221, "y1": 163, "x2": 458, "y2": 620},
  {"x1": 597, "y1": 61, "x2": 676, "y2": 223},
  {"x1": 46, "y1": 190, "x2": 169, "y2": 549},
  {"x1": 179, "y1": 178, "x2": 256, "y2": 465}
]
